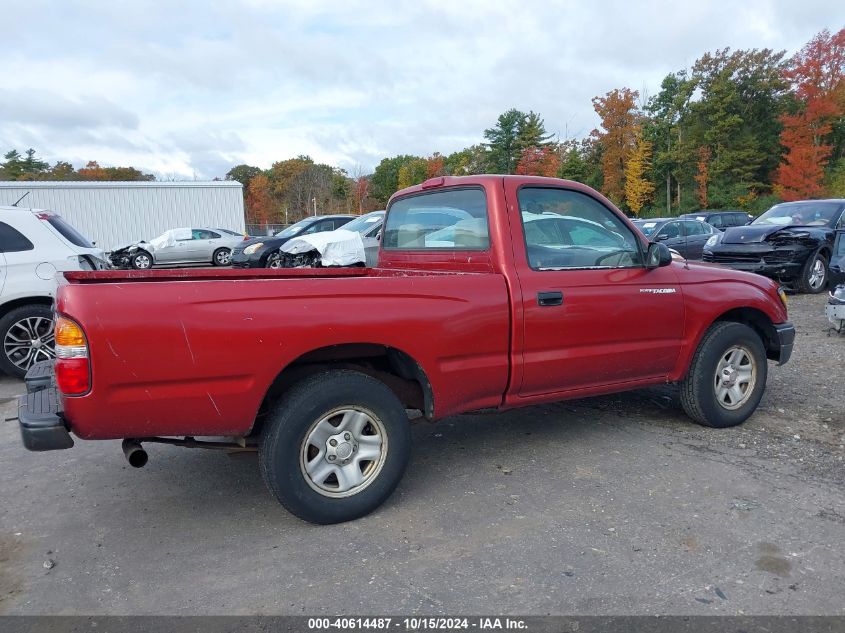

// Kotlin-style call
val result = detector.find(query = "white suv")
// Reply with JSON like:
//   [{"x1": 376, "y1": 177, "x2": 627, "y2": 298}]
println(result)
[{"x1": 0, "y1": 206, "x2": 106, "y2": 378}]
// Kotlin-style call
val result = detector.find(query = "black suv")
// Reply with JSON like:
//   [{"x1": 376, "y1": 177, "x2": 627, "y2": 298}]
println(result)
[
  {"x1": 681, "y1": 211, "x2": 751, "y2": 231},
  {"x1": 703, "y1": 200, "x2": 845, "y2": 294},
  {"x1": 231, "y1": 215, "x2": 355, "y2": 268}
]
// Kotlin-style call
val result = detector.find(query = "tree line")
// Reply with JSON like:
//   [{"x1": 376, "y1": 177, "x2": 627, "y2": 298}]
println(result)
[
  {"x1": 4, "y1": 27, "x2": 842, "y2": 223},
  {"x1": 0, "y1": 149, "x2": 154, "y2": 182}
]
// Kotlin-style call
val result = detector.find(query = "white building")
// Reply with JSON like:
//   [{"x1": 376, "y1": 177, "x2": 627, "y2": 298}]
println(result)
[{"x1": 0, "y1": 181, "x2": 245, "y2": 250}]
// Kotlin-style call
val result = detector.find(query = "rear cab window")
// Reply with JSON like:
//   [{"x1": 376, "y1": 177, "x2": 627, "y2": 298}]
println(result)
[{"x1": 383, "y1": 188, "x2": 489, "y2": 250}]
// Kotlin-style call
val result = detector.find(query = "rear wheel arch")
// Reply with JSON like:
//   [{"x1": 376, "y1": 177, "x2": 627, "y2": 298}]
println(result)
[
  {"x1": 252, "y1": 343, "x2": 434, "y2": 436},
  {"x1": 0, "y1": 295, "x2": 54, "y2": 318}
]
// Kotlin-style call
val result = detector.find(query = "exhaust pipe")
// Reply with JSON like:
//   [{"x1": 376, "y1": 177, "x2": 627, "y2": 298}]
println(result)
[{"x1": 121, "y1": 439, "x2": 148, "y2": 468}]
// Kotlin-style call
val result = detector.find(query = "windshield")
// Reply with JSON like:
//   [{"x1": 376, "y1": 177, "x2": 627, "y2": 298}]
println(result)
[
  {"x1": 753, "y1": 202, "x2": 842, "y2": 227},
  {"x1": 343, "y1": 212, "x2": 384, "y2": 235},
  {"x1": 633, "y1": 220, "x2": 664, "y2": 237},
  {"x1": 275, "y1": 218, "x2": 314, "y2": 238}
]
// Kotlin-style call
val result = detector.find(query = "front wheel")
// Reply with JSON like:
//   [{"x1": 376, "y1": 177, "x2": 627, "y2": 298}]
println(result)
[
  {"x1": 265, "y1": 252, "x2": 281, "y2": 268},
  {"x1": 679, "y1": 321, "x2": 768, "y2": 428},
  {"x1": 259, "y1": 370, "x2": 411, "y2": 524},
  {"x1": 131, "y1": 250, "x2": 153, "y2": 270},
  {"x1": 212, "y1": 248, "x2": 232, "y2": 266},
  {"x1": 796, "y1": 250, "x2": 828, "y2": 294}
]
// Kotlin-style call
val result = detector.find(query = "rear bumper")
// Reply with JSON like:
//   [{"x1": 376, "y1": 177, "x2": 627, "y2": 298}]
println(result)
[
  {"x1": 773, "y1": 322, "x2": 796, "y2": 366},
  {"x1": 19, "y1": 361, "x2": 73, "y2": 452}
]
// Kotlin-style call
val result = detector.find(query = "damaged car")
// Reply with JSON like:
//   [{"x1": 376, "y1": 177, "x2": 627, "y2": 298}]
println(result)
[
  {"x1": 109, "y1": 228, "x2": 245, "y2": 269},
  {"x1": 274, "y1": 210, "x2": 384, "y2": 268},
  {"x1": 702, "y1": 200, "x2": 845, "y2": 293}
]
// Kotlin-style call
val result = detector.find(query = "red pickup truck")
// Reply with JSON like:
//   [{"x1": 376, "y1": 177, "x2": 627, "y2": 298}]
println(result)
[{"x1": 19, "y1": 176, "x2": 795, "y2": 524}]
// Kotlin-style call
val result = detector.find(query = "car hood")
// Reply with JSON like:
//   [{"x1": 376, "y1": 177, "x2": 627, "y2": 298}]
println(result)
[
  {"x1": 720, "y1": 224, "x2": 789, "y2": 244},
  {"x1": 241, "y1": 236, "x2": 286, "y2": 249}
]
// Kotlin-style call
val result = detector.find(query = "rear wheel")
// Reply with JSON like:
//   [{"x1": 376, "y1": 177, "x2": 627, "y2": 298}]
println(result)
[
  {"x1": 212, "y1": 248, "x2": 231, "y2": 266},
  {"x1": 259, "y1": 370, "x2": 411, "y2": 524},
  {"x1": 0, "y1": 304, "x2": 55, "y2": 379},
  {"x1": 131, "y1": 250, "x2": 153, "y2": 270},
  {"x1": 680, "y1": 321, "x2": 767, "y2": 428},
  {"x1": 796, "y1": 250, "x2": 828, "y2": 294}
]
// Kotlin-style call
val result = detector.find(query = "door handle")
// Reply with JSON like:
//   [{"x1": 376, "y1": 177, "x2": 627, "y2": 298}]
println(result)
[{"x1": 537, "y1": 291, "x2": 563, "y2": 306}]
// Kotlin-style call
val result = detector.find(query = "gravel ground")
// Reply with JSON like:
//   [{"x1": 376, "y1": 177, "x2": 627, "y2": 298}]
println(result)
[{"x1": 0, "y1": 292, "x2": 842, "y2": 616}]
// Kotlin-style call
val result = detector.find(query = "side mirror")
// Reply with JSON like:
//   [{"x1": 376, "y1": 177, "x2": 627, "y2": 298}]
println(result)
[
  {"x1": 646, "y1": 242, "x2": 673, "y2": 269},
  {"x1": 655, "y1": 233, "x2": 670, "y2": 241}
]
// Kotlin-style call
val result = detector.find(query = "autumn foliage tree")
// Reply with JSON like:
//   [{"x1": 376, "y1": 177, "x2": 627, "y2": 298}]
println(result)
[
  {"x1": 354, "y1": 176, "x2": 369, "y2": 212},
  {"x1": 245, "y1": 173, "x2": 273, "y2": 225},
  {"x1": 694, "y1": 146, "x2": 712, "y2": 208},
  {"x1": 77, "y1": 160, "x2": 154, "y2": 181},
  {"x1": 623, "y1": 132, "x2": 655, "y2": 215},
  {"x1": 592, "y1": 88, "x2": 640, "y2": 206},
  {"x1": 515, "y1": 146, "x2": 560, "y2": 177},
  {"x1": 775, "y1": 28, "x2": 845, "y2": 200}
]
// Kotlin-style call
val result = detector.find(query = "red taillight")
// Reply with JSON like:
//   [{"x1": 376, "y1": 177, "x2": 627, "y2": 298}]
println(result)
[
  {"x1": 55, "y1": 358, "x2": 91, "y2": 395},
  {"x1": 54, "y1": 316, "x2": 90, "y2": 395}
]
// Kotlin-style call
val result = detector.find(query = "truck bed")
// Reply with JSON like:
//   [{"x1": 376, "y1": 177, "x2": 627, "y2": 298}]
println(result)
[{"x1": 57, "y1": 266, "x2": 511, "y2": 440}]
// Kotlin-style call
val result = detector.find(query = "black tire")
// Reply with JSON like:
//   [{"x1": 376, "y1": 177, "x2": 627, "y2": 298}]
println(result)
[
  {"x1": 265, "y1": 252, "x2": 281, "y2": 268},
  {"x1": 679, "y1": 321, "x2": 768, "y2": 428},
  {"x1": 0, "y1": 304, "x2": 55, "y2": 379},
  {"x1": 131, "y1": 250, "x2": 153, "y2": 270},
  {"x1": 259, "y1": 370, "x2": 411, "y2": 524},
  {"x1": 795, "y1": 249, "x2": 828, "y2": 294},
  {"x1": 212, "y1": 248, "x2": 231, "y2": 266}
]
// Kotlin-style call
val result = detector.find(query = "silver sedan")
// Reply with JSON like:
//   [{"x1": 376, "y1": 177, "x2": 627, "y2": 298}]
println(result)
[{"x1": 126, "y1": 227, "x2": 246, "y2": 269}]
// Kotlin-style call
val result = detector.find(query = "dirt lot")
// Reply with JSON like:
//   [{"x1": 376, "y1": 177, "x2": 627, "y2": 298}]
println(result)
[{"x1": 0, "y1": 293, "x2": 842, "y2": 615}]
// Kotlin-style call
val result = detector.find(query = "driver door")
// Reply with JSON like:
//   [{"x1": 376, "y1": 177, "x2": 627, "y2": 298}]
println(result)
[{"x1": 504, "y1": 183, "x2": 684, "y2": 397}]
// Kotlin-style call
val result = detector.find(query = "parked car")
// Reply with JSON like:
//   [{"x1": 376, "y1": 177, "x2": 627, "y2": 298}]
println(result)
[
  {"x1": 0, "y1": 205, "x2": 106, "y2": 378},
  {"x1": 109, "y1": 228, "x2": 244, "y2": 269},
  {"x1": 19, "y1": 175, "x2": 794, "y2": 524},
  {"x1": 232, "y1": 215, "x2": 355, "y2": 268},
  {"x1": 632, "y1": 217, "x2": 719, "y2": 259},
  {"x1": 681, "y1": 210, "x2": 752, "y2": 230},
  {"x1": 276, "y1": 211, "x2": 385, "y2": 268},
  {"x1": 703, "y1": 200, "x2": 845, "y2": 293}
]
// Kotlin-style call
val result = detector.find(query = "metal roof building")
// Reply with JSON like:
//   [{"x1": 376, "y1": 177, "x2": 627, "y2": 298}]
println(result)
[{"x1": 0, "y1": 181, "x2": 245, "y2": 251}]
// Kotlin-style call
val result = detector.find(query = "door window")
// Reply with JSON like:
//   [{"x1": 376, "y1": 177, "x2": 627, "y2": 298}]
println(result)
[
  {"x1": 708, "y1": 215, "x2": 723, "y2": 228},
  {"x1": 518, "y1": 188, "x2": 641, "y2": 269},
  {"x1": 681, "y1": 221, "x2": 705, "y2": 236},
  {"x1": 191, "y1": 229, "x2": 217, "y2": 240},
  {"x1": 656, "y1": 221, "x2": 680, "y2": 240},
  {"x1": 0, "y1": 222, "x2": 34, "y2": 252}
]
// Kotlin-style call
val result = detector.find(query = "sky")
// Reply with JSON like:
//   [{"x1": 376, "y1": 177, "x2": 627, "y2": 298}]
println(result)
[{"x1": 0, "y1": 0, "x2": 839, "y2": 180}]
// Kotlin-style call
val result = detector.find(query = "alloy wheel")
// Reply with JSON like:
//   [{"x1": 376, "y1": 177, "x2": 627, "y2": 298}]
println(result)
[
  {"x1": 713, "y1": 345, "x2": 757, "y2": 410},
  {"x1": 4, "y1": 316, "x2": 56, "y2": 372}
]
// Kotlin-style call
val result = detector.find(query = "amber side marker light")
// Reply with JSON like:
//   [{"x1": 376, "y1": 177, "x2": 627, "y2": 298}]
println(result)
[
  {"x1": 777, "y1": 287, "x2": 789, "y2": 311},
  {"x1": 55, "y1": 316, "x2": 90, "y2": 395}
]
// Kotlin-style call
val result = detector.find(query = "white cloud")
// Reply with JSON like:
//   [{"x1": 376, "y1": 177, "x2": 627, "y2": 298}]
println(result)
[{"x1": 0, "y1": 0, "x2": 838, "y2": 178}]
